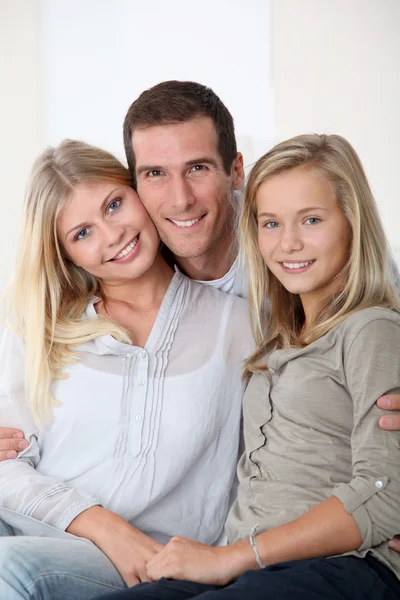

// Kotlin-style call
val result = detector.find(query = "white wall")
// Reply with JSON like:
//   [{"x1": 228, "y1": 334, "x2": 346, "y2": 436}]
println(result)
[
  {"x1": 39, "y1": 0, "x2": 274, "y2": 168},
  {"x1": 1, "y1": 0, "x2": 399, "y2": 293},
  {"x1": 0, "y1": 0, "x2": 42, "y2": 291},
  {"x1": 273, "y1": 0, "x2": 400, "y2": 261}
]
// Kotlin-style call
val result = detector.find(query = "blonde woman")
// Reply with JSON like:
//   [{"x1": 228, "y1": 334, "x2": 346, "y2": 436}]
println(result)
[
  {"x1": 109, "y1": 134, "x2": 400, "y2": 600},
  {"x1": 0, "y1": 140, "x2": 253, "y2": 599}
]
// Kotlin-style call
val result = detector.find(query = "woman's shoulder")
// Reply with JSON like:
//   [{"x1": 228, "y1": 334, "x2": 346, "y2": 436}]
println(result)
[{"x1": 0, "y1": 323, "x2": 24, "y2": 355}]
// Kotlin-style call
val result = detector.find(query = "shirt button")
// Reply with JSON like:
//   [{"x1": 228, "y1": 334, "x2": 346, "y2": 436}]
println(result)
[
  {"x1": 138, "y1": 379, "x2": 145, "y2": 387},
  {"x1": 135, "y1": 414, "x2": 142, "y2": 422},
  {"x1": 375, "y1": 480, "x2": 383, "y2": 488},
  {"x1": 140, "y1": 351, "x2": 147, "y2": 359}
]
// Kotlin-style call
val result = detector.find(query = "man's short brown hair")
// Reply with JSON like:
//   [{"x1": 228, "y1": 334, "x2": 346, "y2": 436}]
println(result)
[{"x1": 123, "y1": 80, "x2": 237, "y2": 186}]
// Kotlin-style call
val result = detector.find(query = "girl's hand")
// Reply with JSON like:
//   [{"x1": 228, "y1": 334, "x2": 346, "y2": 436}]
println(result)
[{"x1": 146, "y1": 536, "x2": 256, "y2": 586}]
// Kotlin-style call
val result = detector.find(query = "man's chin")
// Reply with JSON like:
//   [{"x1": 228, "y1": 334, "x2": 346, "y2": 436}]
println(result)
[{"x1": 160, "y1": 238, "x2": 210, "y2": 261}]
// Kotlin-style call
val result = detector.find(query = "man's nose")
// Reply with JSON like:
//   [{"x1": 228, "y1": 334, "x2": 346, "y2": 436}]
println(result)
[{"x1": 171, "y1": 177, "x2": 196, "y2": 212}]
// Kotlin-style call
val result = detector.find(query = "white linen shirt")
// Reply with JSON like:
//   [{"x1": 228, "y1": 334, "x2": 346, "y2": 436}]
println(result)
[
  {"x1": 192, "y1": 258, "x2": 248, "y2": 299},
  {"x1": 0, "y1": 272, "x2": 254, "y2": 544}
]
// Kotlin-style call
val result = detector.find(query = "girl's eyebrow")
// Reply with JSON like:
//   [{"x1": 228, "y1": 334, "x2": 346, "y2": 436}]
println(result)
[{"x1": 258, "y1": 206, "x2": 329, "y2": 218}]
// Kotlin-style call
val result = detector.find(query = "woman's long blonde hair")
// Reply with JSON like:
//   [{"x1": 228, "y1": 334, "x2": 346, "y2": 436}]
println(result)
[
  {"x1": 240, "y1": 133, "x2": 400, "y2": 375},
  {"x1": 4, "y1": 140, "x2": 133, "y2": 425}
]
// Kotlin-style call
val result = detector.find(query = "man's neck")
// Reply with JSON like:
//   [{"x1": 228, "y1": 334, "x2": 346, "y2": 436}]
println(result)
[{"x1": 175, "y1": 237, "x2": 238, "y2": 282}]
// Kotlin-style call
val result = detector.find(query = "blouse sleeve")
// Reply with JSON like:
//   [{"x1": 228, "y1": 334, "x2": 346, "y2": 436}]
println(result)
[
  {"x1": 0, "y1": 326, "x2": 99, "y2": 531},
  {"x1": 332, "y1": 315, "x2": 400, "y2": 550}
]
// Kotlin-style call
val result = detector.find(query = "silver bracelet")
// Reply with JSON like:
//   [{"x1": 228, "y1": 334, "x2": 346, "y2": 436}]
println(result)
[{"x1": 248, "y1": 525, "x2": 265, "y2": 569}]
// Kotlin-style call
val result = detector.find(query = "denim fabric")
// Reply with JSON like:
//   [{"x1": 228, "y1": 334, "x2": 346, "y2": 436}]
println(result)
[{"x1": 0, "y1": 520, "x2": 126, "y2": 599}]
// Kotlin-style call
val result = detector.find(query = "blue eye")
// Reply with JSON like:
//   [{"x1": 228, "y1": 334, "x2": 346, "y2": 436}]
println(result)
[
  {"x1": 108, "y1": 198, "x2": 121, "y2": 212},
  {"x1": 75, "y1": 227, "x2": 90, "y2": 241},
  {"x1": 305, "y1": 217, "x2": 321, "y2": 225},
  {"x1": 265, "y1": 221, "x2": 279, "y2": 228}
]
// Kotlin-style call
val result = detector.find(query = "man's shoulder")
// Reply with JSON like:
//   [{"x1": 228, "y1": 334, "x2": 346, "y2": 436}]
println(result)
[
  {"x1": 185, "y1": 273, "x2": 247, "y2": 311},
  {"x1": 190, "y1": 259, "x2": 248, "y2": 299}
]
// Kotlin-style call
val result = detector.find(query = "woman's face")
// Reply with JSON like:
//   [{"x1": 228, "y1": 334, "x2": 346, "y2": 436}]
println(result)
[
  {"x1": 256, "y1": 166, "x2": 350, "y2": 319},
  {"x1": 57, "y1": 182, "x2": 160, "y2": 284}
]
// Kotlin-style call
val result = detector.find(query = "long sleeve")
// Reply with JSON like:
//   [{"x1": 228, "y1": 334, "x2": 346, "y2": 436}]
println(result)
[
  {"x1": 0, "y1": 326, "x2": 99, "y2": 531},
  {"x1": 332, "y1": 315, "x2": 400, "y2": 550}
]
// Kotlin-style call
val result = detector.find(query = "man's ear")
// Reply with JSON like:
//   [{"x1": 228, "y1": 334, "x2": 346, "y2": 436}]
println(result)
[{"x1": 231, "y1": 152, "x2": 245, "y2": 191}]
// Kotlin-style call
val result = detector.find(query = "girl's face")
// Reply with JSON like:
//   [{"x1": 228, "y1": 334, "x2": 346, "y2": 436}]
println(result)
[
  {"x1": 256, "y1": 166, "x2": 350, "y2": 319},
  {"x1": 57, "y1": 182, "x2": 160, "y2": 284}
]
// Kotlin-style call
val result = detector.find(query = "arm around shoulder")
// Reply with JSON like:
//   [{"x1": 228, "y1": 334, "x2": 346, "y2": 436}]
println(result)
[{"x1": 0, "y1": 326, "x2": 100, "y2": 531}]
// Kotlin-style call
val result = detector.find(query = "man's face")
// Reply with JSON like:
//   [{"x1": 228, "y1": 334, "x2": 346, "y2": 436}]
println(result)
[{"x1": 133, "y1": 116, "x2": 244, "y2": 260}]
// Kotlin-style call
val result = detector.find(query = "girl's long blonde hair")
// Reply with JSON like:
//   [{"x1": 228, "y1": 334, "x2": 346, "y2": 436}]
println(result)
[
  {"x1": 4, "y1": 140, "x2": 133, "y2": 425},
  {"x1": 240, "y1": 133, "x2": 400, "y2": 375}
]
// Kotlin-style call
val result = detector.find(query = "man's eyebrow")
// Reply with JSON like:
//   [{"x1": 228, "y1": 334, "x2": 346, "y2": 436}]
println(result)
[
  {"x1": 65, "y1": 188, "x2": 119, "y2": 238},
  {"x1": 257, "y1": 206, "x2": 329, "y2": 218},
  {"x1": 136, "y1": 157, "x2": 219, "y2": 177},
  {"x1": 185, "y1": 157, "x2": 219, "y2": 168},
  {"x1": 136, "y1": 165, "x2": 164, "y2": 177}
]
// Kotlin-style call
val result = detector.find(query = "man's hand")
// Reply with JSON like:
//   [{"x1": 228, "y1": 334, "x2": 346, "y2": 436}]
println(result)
[
  {"x1": 146, "y1": 536, "x2": 253, "y2": 586},
  {"x1": 377, "y1": 394, "x2": 400, "y2": 553},
  {"x1": 67, "y1": 506, "x2": 163, "y2": 587},
  {"x1": 377, "y1": 394, "x2": 400, "y2": 431},
  {"x1": 0, "y1": 428, "x2": 28, "y2": 461}
]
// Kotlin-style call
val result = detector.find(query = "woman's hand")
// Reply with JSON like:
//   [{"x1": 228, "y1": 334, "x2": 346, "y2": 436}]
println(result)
[
  {"x1": 67, "y1": 506, "x2": 163, "y2": 587},
  {"x1": 146, "y1": 536, "x2": 256, "y2": 586}
]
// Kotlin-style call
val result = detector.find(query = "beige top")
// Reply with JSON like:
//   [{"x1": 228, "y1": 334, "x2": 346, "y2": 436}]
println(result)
[{"x1": 226, "y1": 307, "x2": 400, "y2": 579}]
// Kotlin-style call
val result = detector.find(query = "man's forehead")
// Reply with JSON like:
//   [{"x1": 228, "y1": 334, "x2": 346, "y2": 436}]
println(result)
[{"x1": 132, "y1": 116, "x2": 221, "y2": 167}]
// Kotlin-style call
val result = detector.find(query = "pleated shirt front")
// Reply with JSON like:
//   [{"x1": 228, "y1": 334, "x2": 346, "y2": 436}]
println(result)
[{"x1": 0, "y1": 272, "x2": 254, "y2": 544}]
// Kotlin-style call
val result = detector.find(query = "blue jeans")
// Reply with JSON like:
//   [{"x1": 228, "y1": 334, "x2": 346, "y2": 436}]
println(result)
[{"x1": 0, "y1": 519, "x2": 126, "y2": 599}]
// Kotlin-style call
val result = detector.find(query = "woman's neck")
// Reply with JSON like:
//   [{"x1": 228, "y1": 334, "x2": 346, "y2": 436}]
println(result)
[{"x1": 100, "y1": 253, "x2": 174, "y2": 312}]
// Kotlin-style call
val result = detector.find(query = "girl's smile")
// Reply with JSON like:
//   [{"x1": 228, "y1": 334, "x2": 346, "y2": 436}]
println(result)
[
  {"x1": 279, "y1": 259, "x2": 316, "y2": 273},
  {"x1": 256, "y1": 166, "x2": 350, "y2": 322}
]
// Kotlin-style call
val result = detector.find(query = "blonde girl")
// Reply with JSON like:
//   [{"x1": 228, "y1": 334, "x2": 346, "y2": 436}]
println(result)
[{"x1": 116, "y1": 134, "x2": 400, "y2": 600}]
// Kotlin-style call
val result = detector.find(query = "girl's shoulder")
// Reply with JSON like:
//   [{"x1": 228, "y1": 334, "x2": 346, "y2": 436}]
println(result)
[
  {"x1": 339, "y1": 306, "x2": 400, "y2": 335},
  {"x1": 338, "y1": 306, "x2": 400, "y2": 358}
]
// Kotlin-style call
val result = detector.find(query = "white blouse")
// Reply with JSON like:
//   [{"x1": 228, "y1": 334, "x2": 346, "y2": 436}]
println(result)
[
  {"x1": 0, "y1": 272, "x2": 254, "y2": 544},
  {"x1": 191, "y1": 258, "x2": 248, "y2": 298}
]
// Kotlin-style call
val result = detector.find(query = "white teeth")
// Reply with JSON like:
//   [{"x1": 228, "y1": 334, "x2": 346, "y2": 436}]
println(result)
[
  {"x1": 282, "y1": 261, "x2": 313, "y2": 270},
  {"x1": 114, "y1": 237, "x2": 138, "y2": 259},
  {"x1": 170, "y1": 217, "x2": 201, "y2": 228}
]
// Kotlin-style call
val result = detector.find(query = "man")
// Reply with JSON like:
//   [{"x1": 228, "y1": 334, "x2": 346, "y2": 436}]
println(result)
[
  {"x1": 0, "y1": 80, "x2": 399, "y2": 576},
  {"x1": 124, "y1": 80, "x2": 246, "y2": 295}
]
